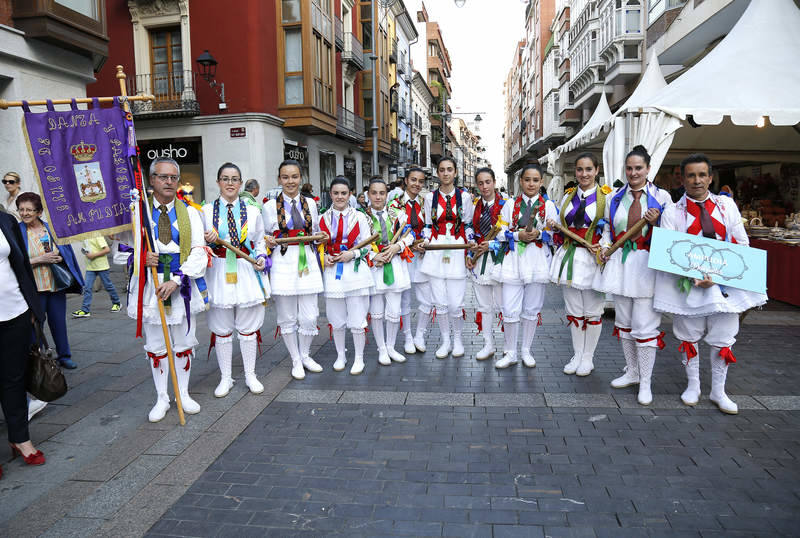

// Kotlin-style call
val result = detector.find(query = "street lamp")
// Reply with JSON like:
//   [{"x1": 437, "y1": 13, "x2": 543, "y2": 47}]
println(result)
[{"x1": 196, "y1": 50, "x2": 226, "y2": 109}]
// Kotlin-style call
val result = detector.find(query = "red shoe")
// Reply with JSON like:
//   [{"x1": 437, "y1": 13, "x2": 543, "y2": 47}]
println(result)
[{"x1": 9, "y1": 443, "x2": 45, "y2": 466}]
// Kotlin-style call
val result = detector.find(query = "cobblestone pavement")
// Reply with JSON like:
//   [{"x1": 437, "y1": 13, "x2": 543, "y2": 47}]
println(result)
[{"x1": 2, "y1": 266, "x2": 799, "y2": 537}]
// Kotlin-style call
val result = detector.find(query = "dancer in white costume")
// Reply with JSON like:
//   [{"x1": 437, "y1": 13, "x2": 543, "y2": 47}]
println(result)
[
  {"x1": 420, "y1": 157, "x2": 476, "y2": 359},
  {"x1": 318, "y1": 177, "x2": 374, "y2": 375},
  {"x1": 366, "y1": 177, "x2": 414, "y2": 365},
  {"x1": 493, "y1": 164, "x2": 558, "y2": 369},
  {"x1": 201, "y1": 162, "x2": 270, "y2": 398},
  {"x1": 594, "y1": 146, "x2": 672, "y2": 405},
  {"x1": 465, "y1": 168, "x2": 506, "y2": 361},
  {"x1": 547, "y1": 153, "x2": 609, "y2": 377},
  {"x1": 127, "y1": 158, "x2": 209, "y2": 423},
  {"x1": 653, "y1": 154, "x2": 766, "y2": 414},
  {"x1": 262, "y1": 160, "x2": 329, "y2": 380},
  {"x1": 388, "y1": 168, "x2": 432, "y2": 354}
]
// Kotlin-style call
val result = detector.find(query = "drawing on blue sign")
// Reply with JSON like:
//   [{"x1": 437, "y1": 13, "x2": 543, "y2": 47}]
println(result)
[{"x1": 667, "y1": 240, "x2": 748, "y2": 281}]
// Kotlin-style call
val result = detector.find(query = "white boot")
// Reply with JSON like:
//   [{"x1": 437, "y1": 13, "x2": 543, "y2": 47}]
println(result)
[
  {"x1": 709, "y1": 347, "x2": 738, "y2": 414},
  {"x1": 576, "y1": 319, "x2": 601, "y2": 376},
  {"x1": 520, "y1": 317, "x2": 538, "y2": 367},
  {"x1": 403, "y1": 320, "x2": 416, "y2": 354},
  {"x1": 414, "y1": 310, "x2": 431, "y2": 352},
  {"x1": 386, "y1": 320, "x2": 406, "y2": 363},
  {"x1": 681, "y1": 351, "x2": 701, "y2": 406},
  {"x1": 563, "y1": 322, "x2": 585, "y2": 375},
  {"x1": 240, "y1": 336, "x2": 264, "y2": 394},
  {"x1": 637, "y1": 346, "x2": 656, "y2": 406},
  {"x1": 451, "y1": 314, "x2": 465, "y2": 357},
  {"x1": 372, "y1": 317, "x2": 390, "y2": 365},
  {"x1": 332, "y1": 328, "x2": 347, "y2": 371},
  {"x1": 611, "y1": 338, "x2": 639, "y2": 388},
  {"x1": 213, "y1": 335, "x2": 235, "y2": 397},
  {"x1": 476, "y1": 313, "x2": 495, "y2": 361},
  {"x1": 435, "y1": 312, "x2": 451, "y2": 359},
  {"x1": 299, "y1": 333, "x2": 322, "y2": 372},
  {"x1": 175, "y1": 353, "x2": 201, "y2": 414},
  {"x1": 283, "y1": 332, "x2": 305, "y2": 380},
  {"x1": 148, "y1": 358, "x2": 170, "y2": 422},
  {"x1": 350, "y1": 330, "x2": 366, "y2": 375},
  {"x1": 496, "y1": 322, "x2": 519, "y2": 369}
]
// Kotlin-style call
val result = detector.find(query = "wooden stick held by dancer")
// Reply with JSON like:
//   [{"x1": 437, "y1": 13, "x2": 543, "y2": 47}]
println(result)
[
  {"x1": 216, "y1": 238, "x2": 260, "y2": 266},
  {"x1": 350, "y1": 232, "x2": 381, "y2": 251},
  {"x1": 552, "y1": 222, "x2": 595, "y2": 251},
  {"x1": 596, "y1": 217, "x2": 647, "y2": 264},
  {"x1": 423, "y1": 243, "x2": 474, "y2": 251},
  {"x1": 117, "y1": 65, "x2": 185, "y2": 426},
  {"x1": 272, "y1": 233, "x2": 328, "y2": 245}
]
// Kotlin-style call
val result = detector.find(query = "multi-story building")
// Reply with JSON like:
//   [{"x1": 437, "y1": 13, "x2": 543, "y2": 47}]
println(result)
[
  {"x1": 503, "y1": 39, "x2": 526, "y2": 193},
  {"x1": 88, "y1": 0, "x2": 401, "y2": 203},
  {"x1": 448, "y1": 117, "x2": 483, "y2": 189},
  {"x1": 410, "y1": 70, "x2": 433, "y2": 175},
  {"x1": 388, "y1": 1, "x2": 417, "y2": 181},
  {"x1": 1, "y1": 0, "x2": 108, "y2": 194}
]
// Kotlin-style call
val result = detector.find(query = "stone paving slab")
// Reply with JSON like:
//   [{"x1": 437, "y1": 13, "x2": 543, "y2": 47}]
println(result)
[
  {"x1": 274, "y1": 389, "x2": 343, "y2": 403},
  {"x1": 475, "y1": 393, "x2": 547, "y2": 407},
  {"x1": 339, "y1": 390, "x2": 408, "y2": 405},
  {"x1": 544, "y1": 393, "x2": 617, "y2": 408},
  {"x1": 406, "y1": 391, "x2": 475, "y2": 406},
  {"x1": 755, "y1": 395, "x2": 800, "y2": 410}
]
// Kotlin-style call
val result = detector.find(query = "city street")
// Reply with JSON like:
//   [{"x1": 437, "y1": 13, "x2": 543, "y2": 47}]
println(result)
[{"x1": 2, "y1": 266, "x2": 800, "y2": 537}]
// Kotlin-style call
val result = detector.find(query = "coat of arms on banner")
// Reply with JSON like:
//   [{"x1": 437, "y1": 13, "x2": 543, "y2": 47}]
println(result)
[{"x1": 71, "y1": 140, "x2": 107, "y2": 203}]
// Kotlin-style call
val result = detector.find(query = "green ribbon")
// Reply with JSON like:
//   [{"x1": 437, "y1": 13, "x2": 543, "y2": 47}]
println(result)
[
  {"x1": 558, "y1": 242, "x2": 577, "y2": 283},
  {"x1": 678, "y1": 276, "x2": 693, "y2": 294},
  {"x1": 158, "y1": 254, "x2": 173, "y2": 312},
  {"x1": 225, "y1": 248, "x2": 238, "y2": 283},
  {"x1": 479, "y1": 252, "x2": 488, "y2": 275},
  {"x1": 620, "y1": 239, "x2": 637, "y2": 264},
  {"x1": 382, "y1": 256, "x2": 395, "y2": 285},
  {"x1": 297, "y1": 232, "x2": 308, "y2": 275}
]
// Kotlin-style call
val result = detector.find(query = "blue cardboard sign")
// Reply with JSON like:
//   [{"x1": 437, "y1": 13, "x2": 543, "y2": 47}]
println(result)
[{"x1": 648, "y1": 227, "x2": 767, "y2": 294}]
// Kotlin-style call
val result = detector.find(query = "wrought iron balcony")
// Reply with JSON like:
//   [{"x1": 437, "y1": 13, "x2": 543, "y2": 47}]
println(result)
[
  {"x1": 391, "y1": 139, "x2": 400, "y2": 159},
  {"x1": 337, "y1": 106, "x2": 366, "y2": 143},
  {"x1": 389, "y1": 36, "x2": 398, "y2": 63},
  {"x1": 334, "y1": 16, "x2": 344, "y2": 51},
  {"x1": 127, "y1": 70, "x2": 200, "y2": 117},
  {"x1": 342, "y1": 33, "x2": 364, "y2": 70}
]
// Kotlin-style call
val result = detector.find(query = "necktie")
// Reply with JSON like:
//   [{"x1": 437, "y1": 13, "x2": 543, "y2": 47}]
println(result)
[
  {"x1": 573, "y1": 195, "x2": 586, "y2": 228},
  {"x1": 335, "y1": 213, "x2": 344, "y2": 246},
  {"x1": 157, "y1": 205, "x2": 171, "y2": 245},
  {"x1": 479, "y1": 202, "x2": 492, "y2": 237},
  {"x1": 627, "y1": 190, "x2": 643, "y2": 235},
  {"x1": 290, "y1": 199, "x2": 304, "y2": 230},
  {"x1": 409, "y1": 200, "x2": 420, "y2": 230},
  {"x1": 518, "y1": 199, "x2": 535, "y2": 230},
  {"x1": 696, "y1": 200, "x2": 717, "y2": 239},
  {"x1": 445, "y1": 195, "x2": 453, "y2": 222},
  {"x1": 226, "y1": 203, "x2": 240, "y2": 247},
  {"x1": 377, "y1": 211, "x2": 389, "y2": 244}
]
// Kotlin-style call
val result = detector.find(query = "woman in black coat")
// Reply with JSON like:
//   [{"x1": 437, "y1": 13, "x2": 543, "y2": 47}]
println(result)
[{"x1": 0, "y1": 211, "x2": 47, "y2": 478}]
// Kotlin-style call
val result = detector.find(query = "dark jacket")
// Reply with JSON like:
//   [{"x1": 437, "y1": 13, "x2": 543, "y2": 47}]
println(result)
[
  {"x1": 0, "y1": 212, "x2": 45, "y2": 322},
  {"x1": 19, "y1": 219, "x2": 85, "y2": 294}
]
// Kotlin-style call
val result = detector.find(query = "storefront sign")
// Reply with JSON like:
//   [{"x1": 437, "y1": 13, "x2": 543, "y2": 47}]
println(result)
[
  {"x1": 230, "y1": 127, "x2": 246, "y2": 138},
  {"x1": 284, "y1": 143, "x2": 308, "y2": 164},
  {"x1": 648, "y1": 228, "x2": 767, "y2": 294},
  {"x1": 139, "y1": 140, "x2": 200, "y2": 163}
]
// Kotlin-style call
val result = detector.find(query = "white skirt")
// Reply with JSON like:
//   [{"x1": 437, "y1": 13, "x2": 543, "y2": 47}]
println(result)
[
  {"x1": 323, "y1": 259, "x2": 373, "y2": 299},
  {"x1": 127, "y1": 272, "x2": 207, "y2": 325},
  {"x1": 269, "y1": 244, "x2": 324, "y2": 296},
  {"x1": 549, "y1": 244, "x2": 601, "y2": 290},
  {"x1": 592, "y1": 249, "x2": 655, "y2": 299},
  {"x1": 206, "y1": 257, "x2": 271, "y2": 308},
  {"x1": 653, "y1": 272, "x2": 767, "y2": 317},
  {"x1": 492, "y1": 242, "x2": 552, "y2": 285},
  {"x1": 371, "y1": 254, "x2": 411, "y2": 293},
  {"x1": 407, "y1": 252, "x2": 429, "y2": 283},
  {"x1": 420, "y1": 234, "x2": 468, "y2": 279}
]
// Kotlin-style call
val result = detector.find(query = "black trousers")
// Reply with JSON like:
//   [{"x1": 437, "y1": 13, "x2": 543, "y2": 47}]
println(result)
[{"x1": 0, "y1": 310, "x2": 31, "y2": 444}]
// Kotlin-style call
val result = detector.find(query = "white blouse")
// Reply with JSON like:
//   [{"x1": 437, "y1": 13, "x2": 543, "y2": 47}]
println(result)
[{"x1": 0, "y1": 229, "x2": 28, "y2": 321}]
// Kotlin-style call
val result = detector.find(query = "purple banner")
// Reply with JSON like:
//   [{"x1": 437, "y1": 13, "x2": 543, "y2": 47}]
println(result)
[{"x1": 23, "y1": 97, "x2": 134, "y2": 244}]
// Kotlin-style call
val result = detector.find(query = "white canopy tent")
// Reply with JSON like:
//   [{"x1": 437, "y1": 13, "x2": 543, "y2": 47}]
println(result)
[{"x1": 603, "y1": 0, "x2": 800, "y2": 186}]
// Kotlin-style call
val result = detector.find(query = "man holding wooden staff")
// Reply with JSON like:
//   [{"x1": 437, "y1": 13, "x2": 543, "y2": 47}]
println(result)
[
  {"x1": 202, "y1": 162, "x2": 269, "y2": 398},
  {"x1": 465, "y1": 168, "x2": 506, "y2": 362},
  {"x1": 130, "y1": 158, "x2": 210, "y2": 422},
  {"x1": 595, "y1": 146, "x2": 672, "y2": 405},
  {"x1": 262, "y1": 160, "x2": 329, "y2": 380}
]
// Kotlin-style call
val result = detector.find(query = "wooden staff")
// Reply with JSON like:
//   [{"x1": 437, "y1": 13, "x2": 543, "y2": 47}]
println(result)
[
  {"x1": 552, "y1": 222, "x2": 595, "y2": 251},
  {"x1": 117, "y1": 66, "x2": 184, "y2": 425},
  {"x1": 351, "y1": 232, "x2": 381, "y2": 251},
  {"x1": 215, "y1": 238, "x2": 259, "y2": 266},
  {"x1": 0, "y1": 94, "x2": 154, "y2": 110},
  {"x1": 273, "y1": 233, "x2": 328, "y2": 245},
  {"x1": 424, "y1": 243, "x2": 474, "y2": 251},
  {"x1": 390, "y1": 227, "x2": 411, "y2": 245},
  {"x1": 470, "y1": 224, "x2": 502, "y2": 255},
  {"x1": 596, "y1": 218, "x2": 647, "y2": 264}
]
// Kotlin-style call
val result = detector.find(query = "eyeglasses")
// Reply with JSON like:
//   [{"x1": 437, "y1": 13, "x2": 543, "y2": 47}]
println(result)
[
  {"x1": 153, "y1": 174, "x2": 180, "y2": 183},
  {"x1": 218, "y1": 176, "x2": 242, "y2": 184},
  {"x1": 2, "y1": 180, "x2": 19, "y2": 185}
]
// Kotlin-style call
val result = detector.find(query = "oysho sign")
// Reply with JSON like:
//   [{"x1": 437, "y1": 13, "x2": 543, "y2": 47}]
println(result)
[{"x1": 140, "y1": 140, "x2": 200, "y2": 163}]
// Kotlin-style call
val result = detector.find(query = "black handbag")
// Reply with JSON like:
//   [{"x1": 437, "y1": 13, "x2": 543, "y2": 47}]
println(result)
[
  {"x1": 50, "y1": 261, "x2": 80, "y2": 294},
  {"x1": 26, "y1": 322, "x2": 68, "y2": 402}
]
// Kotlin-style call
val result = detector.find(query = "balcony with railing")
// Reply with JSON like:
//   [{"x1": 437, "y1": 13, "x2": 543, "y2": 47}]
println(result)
[
  {"x1": 558, "y1": 82, "x2": 580, "y2": 125},
  {"x1": 598, "y1": 0, "x2": 644, "y2": 85},
  {"x1": 391, "y1": 140, "x2": 400, "y2": 159},
  {"x1": 569, "y1": 16, "x2": 605, "y2": 107},
  {"x1": 342, "y1": 32, "x2": 364, "y2": 70},
  {"x1": 389, "y1": 36, "x2": 398, "y2": 63},
  {"x1": 128, "y1": 70, "x2": 200, "y2": 117},
  {"x1": 336, "y1": 106, "x2": 366, "y2": 143},
  {"x1": 334, "y1": 16, "x2": 344, "y2": 51}
]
